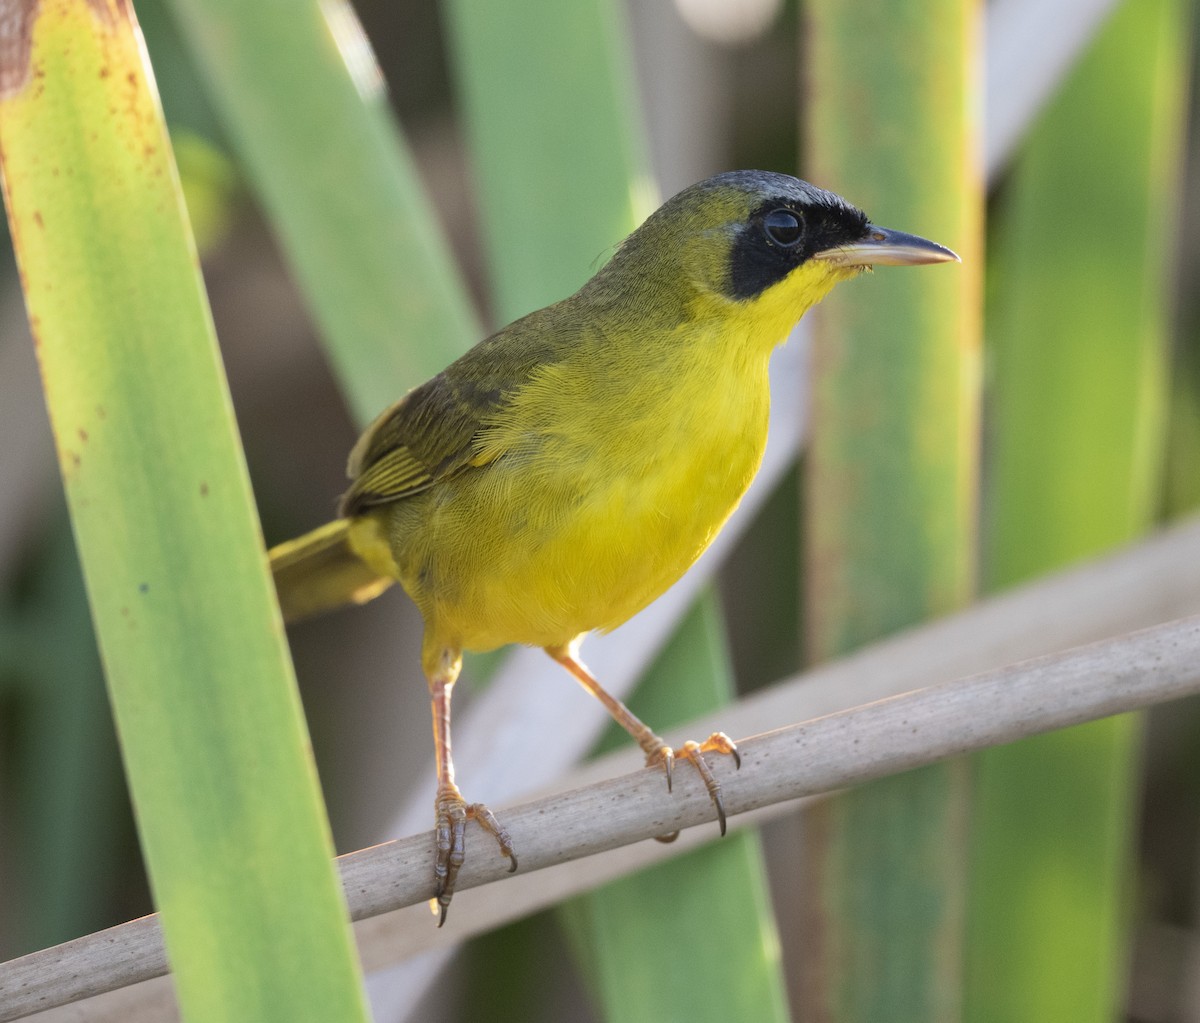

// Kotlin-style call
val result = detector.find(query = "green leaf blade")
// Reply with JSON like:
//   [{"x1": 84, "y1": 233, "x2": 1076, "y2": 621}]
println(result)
[
  {"x1": 168, "y1": 0, "x2": 480, "y2": 420},
  {"x1": 968, "y1": 1, "x2": 1190, "y2": 1018},
  {"x1": 801, "y1": 0, "x2": 983, "y2": 1017},
  {"x1": 444, "y1": 0, "x2": 654, "y2": 321},
  {"x1": 0, "y1": 2, "x2": 369, "y2": 1017}
]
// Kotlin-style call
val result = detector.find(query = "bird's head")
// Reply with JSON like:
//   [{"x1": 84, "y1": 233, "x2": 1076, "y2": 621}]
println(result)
[{"x1": 584, "y1": 170, "x2": 958, "y2": 340}]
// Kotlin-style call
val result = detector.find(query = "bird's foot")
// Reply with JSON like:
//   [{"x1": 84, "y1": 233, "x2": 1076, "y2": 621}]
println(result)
[
  {"x1": 433, "y1": 784, "x2": 517, "y2": 926},
  {"x1": 646, "y1": 732, "x2": 741, "y2": 842}
]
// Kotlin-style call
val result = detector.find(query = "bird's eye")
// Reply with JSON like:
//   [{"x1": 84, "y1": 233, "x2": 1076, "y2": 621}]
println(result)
[{"x1": 763, "y1": 209, "x2": 803, "y2": 247}]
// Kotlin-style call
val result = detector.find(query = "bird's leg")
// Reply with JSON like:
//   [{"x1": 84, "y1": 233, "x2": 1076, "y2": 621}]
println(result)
[
  {"x1": 545, "y1": 642, "x2": 741, "y2": 838},
  {"x1": 427, "y1": 647, "x2": 517, "y2": 926}
]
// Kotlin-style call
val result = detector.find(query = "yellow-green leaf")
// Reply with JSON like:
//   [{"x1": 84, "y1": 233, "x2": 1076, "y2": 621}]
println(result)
[{"x1": 0, "y1": 1, "x2": 369, "y2": 1017}]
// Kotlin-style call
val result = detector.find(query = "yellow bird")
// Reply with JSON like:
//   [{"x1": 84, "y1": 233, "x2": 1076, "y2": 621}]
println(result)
[{"x1": 269, "y1": 170, "x2": 957, "y2": 921}]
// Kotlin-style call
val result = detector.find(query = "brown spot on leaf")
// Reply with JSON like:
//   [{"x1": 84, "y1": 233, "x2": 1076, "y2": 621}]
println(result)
[
  {"x1": 78, "y1": 427, "x2": 88, "y2": 443},
  {"x1": 84, "y1": 0, "x2": 117, "y2": 27},
  {"x1": 32, "y1": 210, "x2": 43, "y2": 228},
  {"x1": 94, "y1": 0, "x2": 134, "y2": 23},
  {"x1": 199, "y1": 482, "x2": 209, "y2": 497},
  {"x1": 0, "y1": 0, "x2": 39, "y2": 98}
]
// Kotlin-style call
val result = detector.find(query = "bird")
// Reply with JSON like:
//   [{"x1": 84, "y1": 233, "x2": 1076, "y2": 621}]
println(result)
[{"x1": 268, "y1": 170, "x2": 958, "y2": 922}]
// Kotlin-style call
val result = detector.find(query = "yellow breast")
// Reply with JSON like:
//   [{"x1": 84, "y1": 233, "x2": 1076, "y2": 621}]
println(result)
[{"x1": 364, "y1": 317, "x2": 774, "y2": 654}]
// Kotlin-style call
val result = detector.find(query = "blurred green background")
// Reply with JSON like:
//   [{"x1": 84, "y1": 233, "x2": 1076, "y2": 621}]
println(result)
[{"x1": 2, "y1": 0, "x2": 1199, "y2": 1020}]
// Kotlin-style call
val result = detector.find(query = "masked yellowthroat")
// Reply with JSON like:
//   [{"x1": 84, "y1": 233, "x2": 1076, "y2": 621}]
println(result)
[{"x1": 270, "y1": 170, "x2": 958, "y2": 921}]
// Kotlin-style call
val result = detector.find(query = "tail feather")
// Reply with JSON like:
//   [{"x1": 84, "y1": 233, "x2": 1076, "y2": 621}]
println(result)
[{"x1": 269, "y1": 519, "x2": 393, "y2": 624}]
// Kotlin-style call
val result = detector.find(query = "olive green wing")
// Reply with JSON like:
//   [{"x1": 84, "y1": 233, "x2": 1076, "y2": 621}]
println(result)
[
  {"x1": 338, "y1": 312, "x2": 567, "y2": 516},
  {"x1": 338, "y1": 373, "x2": 484, "y2": 514}
]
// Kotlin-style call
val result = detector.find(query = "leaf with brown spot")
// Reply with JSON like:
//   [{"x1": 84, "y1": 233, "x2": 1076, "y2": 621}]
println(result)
[
  {"x1": 0, "y1": 0, "x2": 370, "y2": 1019},
  {"x1": 0, "y1": 0, "x2": 39, "y2": 98}
]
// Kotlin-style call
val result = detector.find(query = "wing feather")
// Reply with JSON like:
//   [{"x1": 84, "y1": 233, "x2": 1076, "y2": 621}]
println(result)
[{"x1": 339, "y1": 308, "x2": 572, "y2": 516}]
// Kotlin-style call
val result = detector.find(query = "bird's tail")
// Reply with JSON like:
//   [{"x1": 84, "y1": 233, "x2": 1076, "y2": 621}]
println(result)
[{"x1": 268, "y1": 518, "x2": 394, "y2": 624}]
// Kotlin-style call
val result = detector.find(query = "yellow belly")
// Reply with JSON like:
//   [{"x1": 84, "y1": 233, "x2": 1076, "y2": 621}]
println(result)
[{"x1": 354, "y1": 330, "x2": 773, "y2": 653}]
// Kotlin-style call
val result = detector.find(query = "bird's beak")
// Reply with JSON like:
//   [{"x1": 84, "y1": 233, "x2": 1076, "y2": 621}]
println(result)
[{"x1": 813, "y1": 226, "x2": 960, "y2": 267}]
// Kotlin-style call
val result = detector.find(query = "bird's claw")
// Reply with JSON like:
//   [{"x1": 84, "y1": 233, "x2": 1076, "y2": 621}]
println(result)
[
  {"x1": 646, "y1": 731, "x2": 740, "y2": 841},
  {"x1": 433, "y1": 787, "x2": 517, "y2": 927}
]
